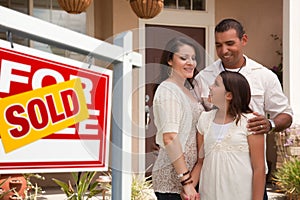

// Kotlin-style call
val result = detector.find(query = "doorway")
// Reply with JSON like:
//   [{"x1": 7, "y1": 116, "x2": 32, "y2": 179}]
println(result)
[{"x1": 145, "y1": 24, "x2": 206, "y2": 175}]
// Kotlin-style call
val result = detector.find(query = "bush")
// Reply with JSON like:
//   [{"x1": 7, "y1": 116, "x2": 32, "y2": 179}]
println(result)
[{"x1": 273, "y1": 158, "x2": 300, "y2": 197}]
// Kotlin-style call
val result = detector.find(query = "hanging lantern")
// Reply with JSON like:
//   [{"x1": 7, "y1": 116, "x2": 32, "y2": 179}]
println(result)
[
  {"x1": 130, "y1": 0, "x2": 164, "y2": 19},
  {"x1": 57, "y1": 0, "x2": 93, "y2": 14}
]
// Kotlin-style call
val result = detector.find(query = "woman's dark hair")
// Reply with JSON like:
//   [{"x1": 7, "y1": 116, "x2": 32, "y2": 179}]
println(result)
[
  {"x1": 219, "y1": 71, "x2": 252, "y2": 124},
  {"x1": 215, "y1": 18, "x2": 245, "y2": 40},
  {"x1": 158, "y1": 36, "x2": 201, "y2": 89}
]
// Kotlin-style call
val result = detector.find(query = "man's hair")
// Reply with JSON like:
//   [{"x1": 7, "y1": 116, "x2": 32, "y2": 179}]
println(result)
[{"x1": 215, "y1": 18, "x2": 245, "y2": 39}]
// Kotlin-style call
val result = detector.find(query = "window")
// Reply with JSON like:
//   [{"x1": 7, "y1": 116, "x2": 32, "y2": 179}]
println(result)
[
  {"x1": 0, "y1": 0, "x2": 90, "y2": 61},
  {"x1": 164, "y1": 0, "x2": 206, "y2": 11},
  {"x1": 0, "y1": 0, "x2": 29, "y2": 46},
  {"x1": 0, "y1": 0, "x2": 29, "y2": 13},
  {"x1": 32, "y1": 0, "x2": 87, "y2": 60}
]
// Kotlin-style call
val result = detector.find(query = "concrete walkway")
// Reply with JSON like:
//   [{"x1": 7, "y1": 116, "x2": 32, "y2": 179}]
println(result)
[
  {"x1": 267, "y1": 183, "x2": 287, "y2": 200},
  {"x1": 37, "y1": 184, "x2": 287, "y2": 200}
]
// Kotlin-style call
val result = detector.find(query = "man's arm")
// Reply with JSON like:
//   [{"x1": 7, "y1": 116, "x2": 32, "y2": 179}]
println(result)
[{"x1": 247, "y1": 112, "x2": 292, "y2": 134}]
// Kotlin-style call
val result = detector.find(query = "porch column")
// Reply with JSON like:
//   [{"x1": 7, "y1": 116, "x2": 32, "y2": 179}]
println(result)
[{"x1": 283, "y1": 0, "x2": 300, "y2": 124}]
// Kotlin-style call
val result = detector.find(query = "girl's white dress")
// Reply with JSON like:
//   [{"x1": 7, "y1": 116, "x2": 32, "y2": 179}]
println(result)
[{"x1": 197, "y1": 109, "x2": 256, "y2": 200}]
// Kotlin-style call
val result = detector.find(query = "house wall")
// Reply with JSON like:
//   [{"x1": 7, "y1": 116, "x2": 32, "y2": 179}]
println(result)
[
  {"x1": 215, "y1": 0, "x2": 283, "y2": 69},
  {"x1": 93, "y1": 0, "x2": 113, "y2": 41}
]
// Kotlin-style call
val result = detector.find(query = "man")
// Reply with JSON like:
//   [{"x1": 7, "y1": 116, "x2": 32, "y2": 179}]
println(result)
[{"x1": 196, "y1": 18, "x2": 293, "y2": 200}]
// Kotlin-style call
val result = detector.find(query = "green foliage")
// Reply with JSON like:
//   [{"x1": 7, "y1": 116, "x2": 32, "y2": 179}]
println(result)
[
  {"x1": 131, "y1": 175, "x2": 153, "y2": 200},
  {"x1": 52, "y1": 170, "x2": 155, "y2": 200},
  {"x1": 274, "y1": 158, "x2": 300, "y2": 196},
  {"x1": 52, "y1": 171, "x2": 103, "y2": 200},
  {"x1": 23, "y1": 173, "x2": 45, "y2": 200}
]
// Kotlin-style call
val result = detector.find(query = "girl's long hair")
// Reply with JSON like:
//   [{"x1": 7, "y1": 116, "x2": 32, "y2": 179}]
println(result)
[{"x1": 220, "y1": 71, "x2": 252, "y2": 124}]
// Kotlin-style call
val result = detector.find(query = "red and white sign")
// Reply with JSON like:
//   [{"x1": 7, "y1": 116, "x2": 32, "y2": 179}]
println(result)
[{"x1": 0, "y1": 39, "x2": 112, "y2": 173}]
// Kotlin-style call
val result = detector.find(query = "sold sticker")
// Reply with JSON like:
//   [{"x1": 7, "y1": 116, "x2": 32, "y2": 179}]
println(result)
[{"x1": 0, "y1": 78, "x2": 88, "y2": 153}]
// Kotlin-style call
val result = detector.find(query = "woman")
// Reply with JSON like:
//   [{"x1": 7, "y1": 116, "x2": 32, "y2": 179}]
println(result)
[
  {"x1": 195, "y1": 71, "x2": 265, "y2": 200},
  {"x1": 152, "y1": 36, "x2": 204, "y2": 200}
]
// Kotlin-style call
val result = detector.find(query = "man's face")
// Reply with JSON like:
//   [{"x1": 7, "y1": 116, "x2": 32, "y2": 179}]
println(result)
[{"x1": 215, "y1": 28, "x2": 247, "y2": 68}]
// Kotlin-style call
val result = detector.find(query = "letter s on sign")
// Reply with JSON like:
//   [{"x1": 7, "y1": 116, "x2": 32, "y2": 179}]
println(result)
[{"x1": 5, "y1": 104, "x2": 30, "y2": 138}]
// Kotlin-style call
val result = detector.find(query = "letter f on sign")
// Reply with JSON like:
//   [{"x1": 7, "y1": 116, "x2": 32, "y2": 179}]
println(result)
[{"x1": 0, "y1": 60, "x2": 31, "y2": 93}]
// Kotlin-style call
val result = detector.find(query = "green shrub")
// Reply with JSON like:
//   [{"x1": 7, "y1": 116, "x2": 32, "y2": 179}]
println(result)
[{"x1": 273, "y1": 158, "x2": 300, "y2": 196}]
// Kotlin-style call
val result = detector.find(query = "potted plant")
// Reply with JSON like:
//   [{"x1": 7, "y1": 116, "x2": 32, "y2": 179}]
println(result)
[
  {"x1": 0, "y1": 177, "x2": 11, "y2": 199},
  {"x1": 0, "y1": 174, "x2": 26, "y2": 200},
  {"x1": 0, "y1": 173, "x2": 44, "y2": 200}
]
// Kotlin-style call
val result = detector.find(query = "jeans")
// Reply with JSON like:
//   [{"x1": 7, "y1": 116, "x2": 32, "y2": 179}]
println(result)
[
  {"x1": 264, "y1": 184, "x2": 268, "y2": 200},
  {"x1": 155, "y1": 192, "x2": 182, "y2": 200}
]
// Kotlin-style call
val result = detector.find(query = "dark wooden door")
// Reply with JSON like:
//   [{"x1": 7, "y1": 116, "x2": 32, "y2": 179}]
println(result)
[{"x1": 145, "y1": 24, "x2": 206, "y2": 174}]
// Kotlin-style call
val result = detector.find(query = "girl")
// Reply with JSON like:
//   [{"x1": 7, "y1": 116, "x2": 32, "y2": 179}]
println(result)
[{"x1": 196, "y1": 71, "x2": 265, "y2": 200}]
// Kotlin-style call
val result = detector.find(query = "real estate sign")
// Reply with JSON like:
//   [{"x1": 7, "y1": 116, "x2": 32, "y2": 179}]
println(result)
[{"x1": 0, "y1": 39, "x2": 112, "y2": 173}]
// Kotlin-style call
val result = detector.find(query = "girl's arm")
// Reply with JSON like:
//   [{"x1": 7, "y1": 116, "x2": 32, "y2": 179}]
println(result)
[{"x1": 248, "y1": 133, "x2": 265, "y2": 200}]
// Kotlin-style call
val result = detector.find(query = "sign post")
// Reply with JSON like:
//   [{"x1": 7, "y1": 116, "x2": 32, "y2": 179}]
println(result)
[
  {"x1": 0, "y1": 6, "x2": 142, "y2": 200},
  {"x1": 111, "y1": 31, "x2": 133, "y2": 200}
]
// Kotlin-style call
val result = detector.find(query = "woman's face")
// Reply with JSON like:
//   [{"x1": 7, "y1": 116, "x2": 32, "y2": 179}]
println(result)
[
  {"x1": 208, "y1": 75, "x2": 227, "y2": 107},
  {"x1": 168, "y1": 44, "x2": 197, "y2": 79}
]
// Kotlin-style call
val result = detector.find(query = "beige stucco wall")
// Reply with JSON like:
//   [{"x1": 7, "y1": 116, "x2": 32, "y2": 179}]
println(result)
[
  {"x1": 215, "y1": 0, "x2": 283, "y2": 69},
  {"x1": 93, "y1": 0, "x2": 139, "y2": 41}
]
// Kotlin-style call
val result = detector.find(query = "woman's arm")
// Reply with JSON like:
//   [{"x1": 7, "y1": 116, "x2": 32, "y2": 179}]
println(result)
[
  {"x1": 190, "y1": 133, "x2": 204, "y2": 188},
  {"x1": 163, "y1": 132, "x2": 199, "y2": 200},
  {"x1": 248, "y1": 133, "x2": 265, "y2": 200},
  {"x1": 181, "y1": 133, "x2": 204, "y2": 200}
]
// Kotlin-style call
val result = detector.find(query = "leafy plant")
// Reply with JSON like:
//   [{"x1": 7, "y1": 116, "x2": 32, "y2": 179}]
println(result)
[
  {"x1": 23, "y1": 173, "x2": 45, "y2": 200},
  {"x1": 273, "y1": 158, "x2": 300, "y2": 197},
  {"x1": 131, "y1": 174, "x2": 154, "y2": 200},
  {"x1": 52, "y1": 171, "x2": 103, "y2": 200},
  {"x1": 270, "y1": 33, "x2": 283, "y2": 84}
]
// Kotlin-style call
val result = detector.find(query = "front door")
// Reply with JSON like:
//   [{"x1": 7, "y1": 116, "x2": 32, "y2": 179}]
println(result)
[{"x1": 145, "y1": 24, "x2": 206, "y2": 175}]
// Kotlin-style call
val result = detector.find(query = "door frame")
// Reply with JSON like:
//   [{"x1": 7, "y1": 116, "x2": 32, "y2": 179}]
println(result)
[{"x1": 136, "y1": 0, "x2": 215, "y2": 174}]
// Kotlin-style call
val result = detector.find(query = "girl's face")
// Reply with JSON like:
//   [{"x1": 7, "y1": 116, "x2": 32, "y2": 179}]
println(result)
[
  {"x1": 168, "y1": 44, "x2": 197, "y2": 79},
  {"x1": 209, "y1": 75, "x2": 229, "y2": 107}
]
